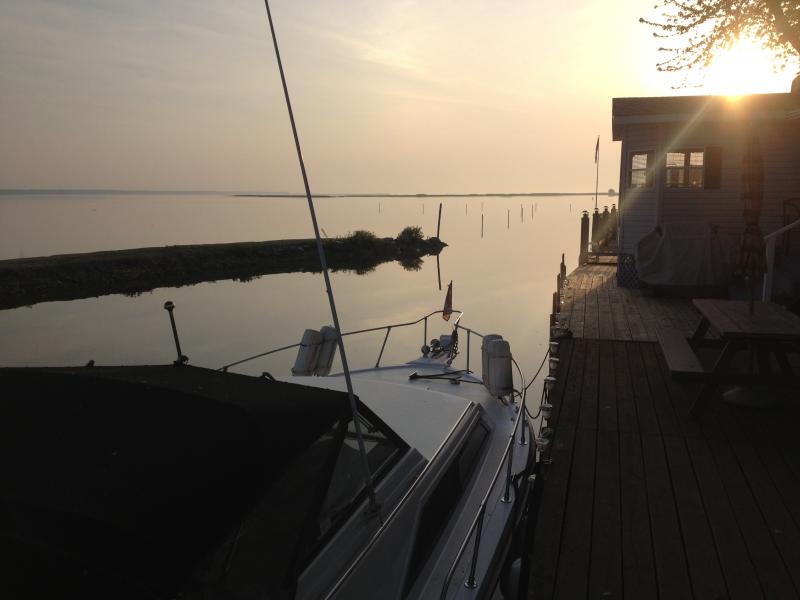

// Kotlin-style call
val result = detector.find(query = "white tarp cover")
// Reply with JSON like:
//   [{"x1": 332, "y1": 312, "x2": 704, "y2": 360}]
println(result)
[{"x1": 635, "y1": 223, "x2": 735, "y2": 286}]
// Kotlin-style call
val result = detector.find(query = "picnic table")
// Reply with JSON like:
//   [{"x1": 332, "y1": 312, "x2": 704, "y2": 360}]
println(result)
[{"x1": 657, "y1": 299, "x2": 800, "y2": 416}]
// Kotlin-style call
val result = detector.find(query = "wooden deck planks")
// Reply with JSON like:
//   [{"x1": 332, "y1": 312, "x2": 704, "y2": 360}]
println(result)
[
  {"x1": 527, "y1": 338, "x2": 800, "y2": 600},
  {"x1": 685, "y1": 436, "x2": 765, "y2": 600},
  {"x1": 558, "y1": 264, "x2": 707, "y2": 343},
  {"x1": 528, "y1": 339, "x2": 582, "y2": 599},
  {"x1": 662, "y1": 434, "x2": 728, "y2": 599},
  {"x1": 553, "y1": 428, "x2": 596, "y2": 599}
]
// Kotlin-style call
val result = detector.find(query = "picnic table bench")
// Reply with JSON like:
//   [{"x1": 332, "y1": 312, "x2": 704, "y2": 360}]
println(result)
[{"x1": 657, "y1": 299, "x2": 800, "y2": 416}]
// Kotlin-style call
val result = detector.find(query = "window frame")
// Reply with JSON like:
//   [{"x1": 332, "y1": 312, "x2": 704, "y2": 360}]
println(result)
[
  {"x1": 665, "y1": 148, "x2": 706, "y2": 189},
  {"x1": 288, "y1": 402, "x2": 408, "y2": 579},
  {"x1": 402, "y1": 419, "x2": 490, "y2": 597},
  {"x1": 627, "y1": 150, "x2": 654, "y2": 189}
]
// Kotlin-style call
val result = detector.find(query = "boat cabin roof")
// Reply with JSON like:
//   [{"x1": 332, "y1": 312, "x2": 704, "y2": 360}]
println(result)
[{"x1": 0, "y1": 364, "x2": 406, "y2": 599}]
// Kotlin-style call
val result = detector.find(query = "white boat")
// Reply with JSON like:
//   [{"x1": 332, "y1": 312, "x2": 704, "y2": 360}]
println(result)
[
  {"x1": 218, "y1": 308, "x2": 543, "y2": 600},
  {"x1": 0, "y1": 308, "x2": 545, "y2": 600}
]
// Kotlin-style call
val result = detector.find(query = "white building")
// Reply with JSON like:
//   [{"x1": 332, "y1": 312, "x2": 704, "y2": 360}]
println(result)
[{"x1": 612, "y1": 86, "x2": 800, "y2": 287}]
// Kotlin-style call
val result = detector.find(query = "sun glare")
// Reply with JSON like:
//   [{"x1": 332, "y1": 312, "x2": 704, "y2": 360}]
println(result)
[{"x1": 699, "y1": 37, "x2": 792, "y2": 96}]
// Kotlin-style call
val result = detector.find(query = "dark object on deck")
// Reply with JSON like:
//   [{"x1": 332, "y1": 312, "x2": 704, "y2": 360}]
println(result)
[
  {"x1": 636, "y1": 223, "x2": 733, "y2": 294},
  {"x1": 736, "y1": 128, "x2": 767, "y2": 313},
  {"x1": 0, "y1": 364, "x2": 404, "y2": 600},
  {"x1": 616, "y1": 253, "x2": 644, "y2": 289}
]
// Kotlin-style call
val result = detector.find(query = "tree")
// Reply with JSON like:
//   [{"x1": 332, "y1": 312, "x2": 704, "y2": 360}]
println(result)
[{"x1": 641, "y1": 0, "x2": 800, "y2": 73}]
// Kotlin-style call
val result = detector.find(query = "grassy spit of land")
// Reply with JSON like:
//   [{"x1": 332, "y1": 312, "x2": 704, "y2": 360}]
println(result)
[{"x1": 0, "y1": 227, "x2": 445, "y2": 310}]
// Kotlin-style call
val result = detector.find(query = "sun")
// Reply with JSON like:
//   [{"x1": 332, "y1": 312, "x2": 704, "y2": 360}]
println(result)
[{"x1": 699, "y1": 36, "x2": 794, "y2": 96}]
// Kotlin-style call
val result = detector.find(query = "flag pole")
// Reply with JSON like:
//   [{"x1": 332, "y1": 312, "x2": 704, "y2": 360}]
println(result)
[{"x1": 594, "y1": 134, "x2": 600, "y2": 211}]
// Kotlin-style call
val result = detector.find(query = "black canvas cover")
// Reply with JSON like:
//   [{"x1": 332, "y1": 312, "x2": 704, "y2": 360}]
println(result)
[{"x1": 0, "y1": 365, "x2": 390, "y2": 599}]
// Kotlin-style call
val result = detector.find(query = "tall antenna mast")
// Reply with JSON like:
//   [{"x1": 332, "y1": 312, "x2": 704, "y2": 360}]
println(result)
[{"x1": 263, "y1": 0, "x2": 379, "y2": 515}]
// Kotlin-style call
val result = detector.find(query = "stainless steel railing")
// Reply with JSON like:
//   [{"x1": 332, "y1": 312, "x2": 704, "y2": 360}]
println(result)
[
  {"x1": 439, "y1": 369, "x2": 530, "y2": 599},
  {"x1": 218, "y1": 309, "x2": 486, "y2": 372}
]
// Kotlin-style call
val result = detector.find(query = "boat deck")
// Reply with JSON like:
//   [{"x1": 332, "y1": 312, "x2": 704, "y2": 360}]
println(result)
[
  {"x1": 525, "y1": 336, "x2": 800, "y2": 599},
  {"x1": 557, "y1": 264, "x2": 708, "y2": 341}
]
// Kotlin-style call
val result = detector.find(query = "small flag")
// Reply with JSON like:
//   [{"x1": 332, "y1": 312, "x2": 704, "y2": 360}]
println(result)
[
  {"x1": 594, "y1": 135, "x2": 600, "y2": 164},
  {"x1": 442, "y1": 280, "x2": 453, "y2": 321}
]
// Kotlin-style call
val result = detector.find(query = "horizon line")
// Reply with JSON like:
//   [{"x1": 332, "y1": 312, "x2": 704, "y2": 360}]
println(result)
[{"x1": 1, "y1": 188, "x2": 618, "y2": 198}]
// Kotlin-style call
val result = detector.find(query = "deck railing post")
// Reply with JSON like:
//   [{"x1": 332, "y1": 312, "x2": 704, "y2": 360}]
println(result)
[
  {"x1": 501, "y1": 442, "x2": 514, "y2": 503},
  {"x1": 376, "y1": 327, "x2": 392, "y2": 368},
  {"x1": 465, "y1": 508, "x2": 485, "y2": 589},
  {"x1": 466, "y1": 329, "x2": 471, "y2": 372},
  {"x1": 763, "y1": 237, "x2": 776, "y2": 302}
]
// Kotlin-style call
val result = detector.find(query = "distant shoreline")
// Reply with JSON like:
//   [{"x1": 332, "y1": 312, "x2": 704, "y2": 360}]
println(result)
[
  {"x1": 1, "y1": 189, "x2": 617, "y2": 198},
  {"x1": 0, "y1": 235, "x2": 445, "y2": 310}
]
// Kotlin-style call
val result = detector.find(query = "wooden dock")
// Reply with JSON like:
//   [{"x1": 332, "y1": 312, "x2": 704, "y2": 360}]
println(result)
[
  {"x1": 525, "y1": 263, "x2": 800, "y2": 599},
  {"x1": 556, "y1": 264, "x2": 708, "y2": 342}
]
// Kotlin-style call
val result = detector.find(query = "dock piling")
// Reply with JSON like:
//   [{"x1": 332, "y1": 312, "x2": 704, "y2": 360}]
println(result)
[{"x1": 579, "y1": 211, "x2": 590, "y2": 265}]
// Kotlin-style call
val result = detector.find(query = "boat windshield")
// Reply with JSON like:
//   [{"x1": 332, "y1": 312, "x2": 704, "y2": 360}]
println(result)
[{"x1": 0, "y1": 365, "x2": 407, "y2": 600}]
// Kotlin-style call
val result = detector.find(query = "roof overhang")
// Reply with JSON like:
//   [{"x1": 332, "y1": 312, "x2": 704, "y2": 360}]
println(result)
[{"x1": 611, "y1": 93, "x2": 800, "y2": 140}]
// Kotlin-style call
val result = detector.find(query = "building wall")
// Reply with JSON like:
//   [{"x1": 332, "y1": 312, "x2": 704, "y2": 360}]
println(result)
[
  {"x1": 620, "y1": 117, "x2": 800, "y2": 254},
  {"x1": 660, "y1": 121, "x2": 742, "y2": 246},
  {"x1": 618, "y1": 124, "x2": 660, "y2": 254}
]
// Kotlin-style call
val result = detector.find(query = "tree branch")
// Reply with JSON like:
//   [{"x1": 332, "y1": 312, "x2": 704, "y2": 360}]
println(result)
[{"x1": 764, "y1": 0, "x2": 800, "y2": 57}]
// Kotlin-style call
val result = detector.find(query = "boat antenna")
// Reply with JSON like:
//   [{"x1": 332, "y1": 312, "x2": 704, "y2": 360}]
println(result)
[{"x1": 262, "y1": 0, "x2": 379, "y2": 516}]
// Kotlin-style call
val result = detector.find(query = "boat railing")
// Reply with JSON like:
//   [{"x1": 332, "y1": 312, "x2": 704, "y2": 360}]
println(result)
[
  {"x1": 439, "y1": 368, "x2": 530, "y2": 599},
  {"x1": 218, "y1": 309, "x2": 487, "y2": 372},
  {"x1": 763, "y1": 216, "x2": 800, "y2": 301}
]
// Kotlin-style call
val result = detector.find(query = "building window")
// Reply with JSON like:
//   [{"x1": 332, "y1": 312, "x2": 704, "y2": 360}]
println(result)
[
  {"x1": 628, "y1": 152, "x2": 653, "y2": 188},
  {"x1": 666, "y1": 150, "x2": 704, "y2": 188}
]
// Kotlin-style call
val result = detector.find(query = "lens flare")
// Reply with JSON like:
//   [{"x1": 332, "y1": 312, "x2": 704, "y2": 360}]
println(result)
[{"x1": 699, "y1": 37, "x2": 793, "y2": 96}]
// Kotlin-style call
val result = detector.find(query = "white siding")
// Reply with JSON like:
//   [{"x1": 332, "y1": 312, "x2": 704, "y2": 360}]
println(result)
[
  {"x1": 619, "y1": 124, "x2": 660, "y2": 254},
  {"x1": 660, "y1": 122, "x2": 742, "y2": 245},
  {"x1": 620, "y1": 118, "x2": 800, "y2": 253}
]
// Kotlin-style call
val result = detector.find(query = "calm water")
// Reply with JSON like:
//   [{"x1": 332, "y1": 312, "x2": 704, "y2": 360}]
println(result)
[{"x1": 0, "y1": 192, "x2": 602, "y2": 393}]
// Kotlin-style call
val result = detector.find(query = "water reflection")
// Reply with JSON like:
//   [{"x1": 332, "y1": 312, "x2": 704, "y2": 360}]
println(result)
[{"x1": 0, "y1": 193, "x2": 595, "y2": 397}]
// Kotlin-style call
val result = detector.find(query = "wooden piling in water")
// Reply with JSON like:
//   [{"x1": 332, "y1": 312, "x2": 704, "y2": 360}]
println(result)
[
  {"x1": 481, "y1": 214, "x2": 484, "y2": 238},
  {"x1": 436, "y1": 203, "x2": 443, "y2": 239},
  {"x1": 507, "y1": 209, "x2": 510, "y2": 229}
]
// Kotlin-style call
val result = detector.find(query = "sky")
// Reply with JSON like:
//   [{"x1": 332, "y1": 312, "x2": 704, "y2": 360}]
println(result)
[{"x1": 0, "y1": 0, "x2": 797, "y2": 194}]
